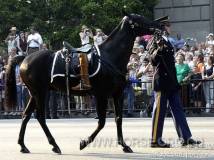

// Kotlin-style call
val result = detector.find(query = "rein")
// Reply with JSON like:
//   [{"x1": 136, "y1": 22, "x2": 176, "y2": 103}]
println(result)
[{"x1": 91, "y1": 18, "x2": 139, "y2": 79}]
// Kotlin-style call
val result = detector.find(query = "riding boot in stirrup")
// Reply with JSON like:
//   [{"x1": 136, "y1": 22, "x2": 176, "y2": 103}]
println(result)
[{"x1": 72, "y1": 53, "x2": 91, "y2": 90}]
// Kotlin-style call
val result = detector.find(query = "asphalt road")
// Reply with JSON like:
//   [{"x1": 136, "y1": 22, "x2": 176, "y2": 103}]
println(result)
[{"x1": 0, "y1": 117, "x2": 214, "y2": 160}]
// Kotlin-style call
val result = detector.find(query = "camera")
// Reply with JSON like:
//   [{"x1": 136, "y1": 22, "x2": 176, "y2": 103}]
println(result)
[{"x1": 85, "y1": 29, "x2": 90, "y2": 34}]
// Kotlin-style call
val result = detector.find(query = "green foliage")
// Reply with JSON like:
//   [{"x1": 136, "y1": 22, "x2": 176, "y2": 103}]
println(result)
[{"x1": 0, "y1": 0, "x2": 158, "y2": 51}]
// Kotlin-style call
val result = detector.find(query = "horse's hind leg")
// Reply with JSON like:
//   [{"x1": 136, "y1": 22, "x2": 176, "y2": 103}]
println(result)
[
  {"x1": 114, "y1": 96, "x2": 133, "y2": 153},
  {"x1": 35, "y1": 93, "x2": 61, "y2": 154},
  {"x1": 18, "y1": 97, "x2": 35, "y2": 153},
  {"x1": 80, "y1": 96, "x2": 107, "y2": 150}
]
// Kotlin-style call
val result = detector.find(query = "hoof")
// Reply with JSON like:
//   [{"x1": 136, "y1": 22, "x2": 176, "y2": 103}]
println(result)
[
  {"x1": 80, "y1": 140, "x2": 87, "y2": 150},
  {"x1": 52, "y1": 146, "x2": 62, "y2": 154},
  {"x1": 20, "y1": 147, "x2": 30, "y2": 153},
  {"x1": 123, "y1": 146, "x2": 133, "y2": 153}
]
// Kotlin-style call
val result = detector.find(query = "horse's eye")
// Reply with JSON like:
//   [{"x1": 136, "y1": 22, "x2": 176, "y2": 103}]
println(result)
[{"x1": 134, "y1": 23, "x2": 139, "y2": 27}]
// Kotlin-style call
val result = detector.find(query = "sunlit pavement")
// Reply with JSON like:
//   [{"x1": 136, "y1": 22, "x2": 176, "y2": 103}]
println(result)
[{"x1": 0, "y1": 117, "x2": 214, "y2": 160}]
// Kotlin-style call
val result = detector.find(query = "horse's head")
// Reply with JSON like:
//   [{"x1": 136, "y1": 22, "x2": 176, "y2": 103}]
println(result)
[{"x1": 122, "y1": 11, "x2": 165, "y2": 36}]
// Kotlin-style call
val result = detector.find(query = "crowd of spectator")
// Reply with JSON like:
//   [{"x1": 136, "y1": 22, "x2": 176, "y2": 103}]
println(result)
[
  {"x1": 126, "y1": 32, "x2": 214, "y2": 116},
  {"x1": 0, "y1": 24, "x2": 214, "y2": 118},
  {"x1": 0, "y1": 25, "x2": 109, "y2": 118},
  {"x1": 0, "y1": 26, "x2": 45, "y2": 116}
]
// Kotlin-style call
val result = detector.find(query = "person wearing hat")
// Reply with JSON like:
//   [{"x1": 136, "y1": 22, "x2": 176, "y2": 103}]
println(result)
[
  {"x1": 149, "y1": 17, "x2": 201, "y2": 148},
  {"x1": 27, "y1": 26, "x2": 43, "y2": 54},
  {"x1": 5, "y1": 26, "x2": 18, "y2": 56}
]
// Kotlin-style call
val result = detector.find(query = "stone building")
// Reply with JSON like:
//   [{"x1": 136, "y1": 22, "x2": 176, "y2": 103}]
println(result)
[{"x1": 154, "y1": 0, "x2": 214, "y2": 42}]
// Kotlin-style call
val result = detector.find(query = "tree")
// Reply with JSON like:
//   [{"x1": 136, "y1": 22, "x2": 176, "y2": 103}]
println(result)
[{"x1": 0, "y1": 0, "x2": 158, "y2": 52}]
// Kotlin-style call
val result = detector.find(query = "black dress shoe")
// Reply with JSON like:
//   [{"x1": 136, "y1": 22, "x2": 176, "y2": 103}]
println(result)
[
  {"x1": 151, "y1": 140, "x2": 171, "y2": 148},
  {"x1": 181, "y1": 138, "x2": 201, "y2": 146}
]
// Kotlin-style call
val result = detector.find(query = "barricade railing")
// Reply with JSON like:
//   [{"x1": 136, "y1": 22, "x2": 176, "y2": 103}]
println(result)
[{"x1": 0, "y1": 79, "x2": 214, "y2": 118}]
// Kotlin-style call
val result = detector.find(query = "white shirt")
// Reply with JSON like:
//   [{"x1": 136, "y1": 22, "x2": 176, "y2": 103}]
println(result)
[
  {"x1": 188, "y1": 61, "x2": 195, "y2": 71},
  {"x1": 79, "y1": 32, "x2": 90, "y2": 45},
  {"x1": 207, "y1": 40, "x2": 214, "y2": 45},
  {"x1": 138, "y1": 64, "x2": 153, "y2": 90},
  {"x1": 7, "y1": 39, "x2": 16, "y2": 53},
  {"x1": 0, "y1": 70, "x2": 5, "y2": 80},
  {"x1": 93, "y1": 34, "x2": 107, "y2": 45},
  {"x1": 138, "y1": 65, "x2": 147, "y2": 90},
  {"x1": 27, "y1": 33, "x2": 43, "y2": 48},
  {"x1": 93, "y1": 35, "x2": 104, "y2": 45}
]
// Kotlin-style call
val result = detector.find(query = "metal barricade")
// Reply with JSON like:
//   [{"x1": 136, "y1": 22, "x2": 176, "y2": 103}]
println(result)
[
  {"x1": 0, "y1": 79, "x2": 214, "y2": 118},
  {"x1": 180, "y1": 79, "x2": 214, "y2": 113}
]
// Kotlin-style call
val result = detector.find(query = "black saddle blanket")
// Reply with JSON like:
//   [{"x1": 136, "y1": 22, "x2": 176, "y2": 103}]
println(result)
[{"x1": 51, "y1": 46, "x2": 99, "y2": 82}]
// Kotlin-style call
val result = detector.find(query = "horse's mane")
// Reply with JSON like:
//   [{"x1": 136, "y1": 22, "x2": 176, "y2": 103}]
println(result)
[{"x1": 100, "y1": 18, "x2": 125, "y2": 45}]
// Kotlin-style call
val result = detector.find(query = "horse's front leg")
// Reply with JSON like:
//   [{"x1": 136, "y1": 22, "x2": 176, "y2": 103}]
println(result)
[
  {"x1": 113, "y1": 95, "x2": 133, "y2": 153},
  {"x1": 80, "y1": 96, "x2": 107, "y2": 150}
]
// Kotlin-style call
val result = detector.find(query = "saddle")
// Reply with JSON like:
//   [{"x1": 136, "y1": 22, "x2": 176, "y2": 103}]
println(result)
[
  {"x1": 63, "y1": 41, "x2": 92, "y2": 54},
  {"x1": 50, "y1": 42, "x2": 100, "y2": 83}
]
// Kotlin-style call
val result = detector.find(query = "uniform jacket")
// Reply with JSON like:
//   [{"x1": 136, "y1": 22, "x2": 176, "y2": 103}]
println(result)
[{"x1": 151, "y1": 37, "x2": 180, "y2": 92}]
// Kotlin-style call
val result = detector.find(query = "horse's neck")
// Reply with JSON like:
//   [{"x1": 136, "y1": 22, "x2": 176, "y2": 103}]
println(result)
[{"x1": 101, "y1": 24, "x2": 136, "y2": 72}]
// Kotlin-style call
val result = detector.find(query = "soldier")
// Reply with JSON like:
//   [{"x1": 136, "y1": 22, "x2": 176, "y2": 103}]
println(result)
[{"x1": 150, "y1": 17, "x2": 201, "y2": 148}]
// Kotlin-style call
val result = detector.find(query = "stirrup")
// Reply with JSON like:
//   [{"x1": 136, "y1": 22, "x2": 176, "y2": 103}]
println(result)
[{"x1": 72, "y1": 82, "x2": 91, "y2": 91}]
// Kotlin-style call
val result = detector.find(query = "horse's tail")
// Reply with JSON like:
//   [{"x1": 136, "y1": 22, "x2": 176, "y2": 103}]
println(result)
[{"x1": 5, "y1": 55, "x2": 26, "y2": 110}]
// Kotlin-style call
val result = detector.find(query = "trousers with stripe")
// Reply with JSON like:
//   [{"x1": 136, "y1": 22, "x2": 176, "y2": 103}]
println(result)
[{"x1": 151, "y1": 90, "x2": 192, "y2": 143}]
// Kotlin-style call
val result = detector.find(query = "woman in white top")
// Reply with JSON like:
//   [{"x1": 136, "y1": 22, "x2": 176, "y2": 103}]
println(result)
[
  {"x1": 5, "y1": 33, "x2": 16, "y2": 56},
  {"x1": 79, "y1": 25, "x2": 93, "y2": 45},
  {"x1": 202, "y1": 56, "x2": 214, "y2": 113},
  {"x1": 137, "y1": 58, "x2": 153, "y2": 96},
  {"x1": 206, "y1": 33, "x2": 214, "y2": 45},
  {"x1": 93, "y1": 28, "x2": 107, "y2": 46}
]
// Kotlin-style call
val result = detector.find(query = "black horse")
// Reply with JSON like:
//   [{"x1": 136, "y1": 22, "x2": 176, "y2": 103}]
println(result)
[{"x1": 5, "y1": 12, "x2": 163, "y2": 154}]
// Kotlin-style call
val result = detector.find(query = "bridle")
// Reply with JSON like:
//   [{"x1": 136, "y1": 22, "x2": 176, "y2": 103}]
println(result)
[
  {"x1": 124, "y1": 15, "x2": 158, "y2": 36},
  {"x1": 123, "y1": 16, "x2": 142, "y2": 36}
]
